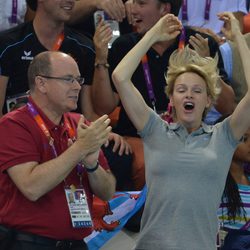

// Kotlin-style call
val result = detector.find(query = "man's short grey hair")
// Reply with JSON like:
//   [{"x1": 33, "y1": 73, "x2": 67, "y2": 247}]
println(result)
[{"x1": 27, "y1": 52, "x2": 52, "y2": 90}]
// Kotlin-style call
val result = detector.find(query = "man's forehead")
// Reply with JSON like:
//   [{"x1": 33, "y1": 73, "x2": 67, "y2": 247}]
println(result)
[{"x1": 51, "y1": 56, "x2": 78, "y2": 72}]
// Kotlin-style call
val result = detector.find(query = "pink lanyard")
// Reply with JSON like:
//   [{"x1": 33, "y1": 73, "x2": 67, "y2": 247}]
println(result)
[
  {"x1": 11, "y1": 0, "x2": 18, "y2": 24},
  {"x1": 182, "y1": 0, "x2": 212, "y2": 22}
]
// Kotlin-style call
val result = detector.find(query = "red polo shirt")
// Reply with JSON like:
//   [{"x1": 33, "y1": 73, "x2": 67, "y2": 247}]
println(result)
[{"x1": 0, "y1": 98, "x2": 109, "y2": 240}]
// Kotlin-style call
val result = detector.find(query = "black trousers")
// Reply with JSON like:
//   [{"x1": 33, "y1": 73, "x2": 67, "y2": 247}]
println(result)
[
  {"x1": 7, "y1": 240, "x2": 88, "y2": 250},
  {"x1": 4, "y1": 241, "x2": 88, "y2": 250},
  {"x1": 0, "y1": 225, "x2": 88, "y2": 250}
]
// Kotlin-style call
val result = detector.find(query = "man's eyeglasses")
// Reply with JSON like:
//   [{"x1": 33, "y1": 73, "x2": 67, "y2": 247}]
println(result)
[{"x1": 38, "y1": 75, "x2": 85, "y2": 86}]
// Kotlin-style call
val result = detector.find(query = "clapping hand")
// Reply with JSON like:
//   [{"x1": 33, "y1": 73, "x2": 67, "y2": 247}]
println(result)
[{"x1": 77, "y1": 115, "x2": 112, "y2": 156}]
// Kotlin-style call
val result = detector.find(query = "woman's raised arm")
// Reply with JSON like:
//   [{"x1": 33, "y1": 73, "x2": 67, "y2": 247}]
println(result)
[
  {"x1": 219, "y1": 12, "x2": 250, "y2": 140},
  {"x1": 112, "y1": 14, "x2": 181, "y2": 131}
]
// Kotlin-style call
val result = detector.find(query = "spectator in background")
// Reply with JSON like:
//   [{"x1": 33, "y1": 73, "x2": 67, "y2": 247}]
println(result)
[
  {"x1": 220, "y1": 33, "x2": 250, "y2": 104},
  {"x1": 68, "y1": 0, "x2": 134, "y2": 39},
  {"x1": 178, "y1": 0, "x2": 247, "y2": 36},
  {"x1": 217, "y1": 126, "x2": 250, "y2": 250},
  {"x1": 0, "y1": 51, "x2": 115, "y2": 250},
  {"x1": 0, "y1": 0, "x2": 35, "y2": 31},
  {"x1": 0, "y1": 0, "x2": 27, "y2": 31}
]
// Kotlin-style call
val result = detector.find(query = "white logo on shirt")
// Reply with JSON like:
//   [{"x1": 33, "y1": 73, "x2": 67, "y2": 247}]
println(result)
[{"x1": 21, "y1": 51, "x2": 33, "y2": 61}]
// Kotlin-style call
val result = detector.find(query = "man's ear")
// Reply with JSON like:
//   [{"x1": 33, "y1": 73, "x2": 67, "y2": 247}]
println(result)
[
  {"x1": 160, "y1": 2, "x2": 171, "y2": 16},
  {"x1": 35, "y1": 76, "x2": 47, "y2": 94}
]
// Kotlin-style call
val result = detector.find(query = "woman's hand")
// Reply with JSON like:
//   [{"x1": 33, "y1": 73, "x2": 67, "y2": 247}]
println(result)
[
  {"x1": 150, "y1": 14, "x2": 182, "y2": 43},
  {"x1": 218, "y1": 12, "x2": 241, "y2": 41}
]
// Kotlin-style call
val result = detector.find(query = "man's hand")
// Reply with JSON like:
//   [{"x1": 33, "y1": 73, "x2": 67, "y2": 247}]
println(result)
[
  {"x1": 104, "y1": 132, "x2": 132, "y2": 155},
  {"x1": 125, "y1": 0, "x2": 134, "y2": 25},
  {"x1": 96, "y1": 0, "x2": 125, "y2": 22},
  {"x1": 93, "y1": 19, "x2": 112, "y2": 61},
  {"x1": 77, "y1": 115, "x2": 112, "y2": 157},
  {"x1": 189, "y1": 33, "x2": 210, "y2": 58}
]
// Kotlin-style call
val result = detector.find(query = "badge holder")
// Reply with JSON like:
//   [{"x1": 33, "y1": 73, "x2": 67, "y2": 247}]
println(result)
[{"x1": 65, "y1": 184, "x2": 92, "y2": 228}]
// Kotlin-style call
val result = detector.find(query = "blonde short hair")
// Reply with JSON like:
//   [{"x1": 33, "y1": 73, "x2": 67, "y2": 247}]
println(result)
[{"x1": 165, "y1": 47, "x2": 221, "y2": 105}]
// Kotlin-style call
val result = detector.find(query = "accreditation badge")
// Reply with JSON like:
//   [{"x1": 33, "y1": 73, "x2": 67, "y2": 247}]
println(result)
[
  {"x1": 6, "y1": 92, "x2": 29, "y2": 112},
  {"x1": 65, "y1": 187, "x2": 92, "y2": 228}
]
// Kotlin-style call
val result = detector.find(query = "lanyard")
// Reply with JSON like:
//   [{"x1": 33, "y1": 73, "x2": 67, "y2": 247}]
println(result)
[
  {"x1": 178, "y1": 27, "x2": 186, "y2": 50},
  {"x1": 141, "y1": 28, "x2": 186, "y2": 111},
  {"x1": 27, "y1": 102, "x2": 84, "y2": 179},
  {"x1": 11, "y1": 0, "x2": 18, "y2": 24},
  {"x1": 52, "y1": 32, "x2": 65, "y2": 51},
  {"x1": 141, "y1": 54, "x2": 156, "y2": 111},
  {"x1": 182, "y1": 0, "x2": 188, "y2": 22},
  {"x1": 182, "y1": 0, "x2": 212, "y2": 22}
]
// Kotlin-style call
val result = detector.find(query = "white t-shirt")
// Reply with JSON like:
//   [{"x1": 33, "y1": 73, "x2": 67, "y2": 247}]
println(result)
[
  {"x1": 179, "y1": 0, "x2": 247, "y2": 34},
  {"x1": 0, "y1": 0, "x2": 27, "y2": 31}
]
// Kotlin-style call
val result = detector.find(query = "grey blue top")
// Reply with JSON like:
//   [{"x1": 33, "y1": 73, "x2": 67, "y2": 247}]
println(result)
[{"x1": 135, "y1": 110, "x2": 239, "y2": 250}]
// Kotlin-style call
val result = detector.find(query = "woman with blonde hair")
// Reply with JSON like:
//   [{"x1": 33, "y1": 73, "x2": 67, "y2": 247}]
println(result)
[{"x1": 112, "y1": 12, "x2": 250, "y2": 250}]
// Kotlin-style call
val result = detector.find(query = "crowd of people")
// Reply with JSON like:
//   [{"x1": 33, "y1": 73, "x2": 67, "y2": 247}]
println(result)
[{"x1": 0, "y1": 0, "x2": 250, "y2": 250}]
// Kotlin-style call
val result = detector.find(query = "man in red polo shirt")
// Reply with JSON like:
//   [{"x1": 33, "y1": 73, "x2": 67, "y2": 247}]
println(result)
[{"x1": 0, "y1": 51, "x2": 116, "y2": 250}]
